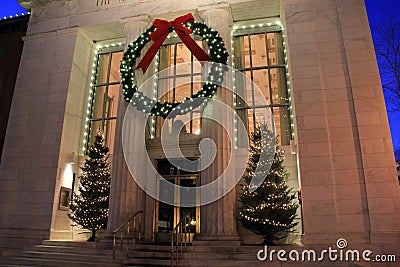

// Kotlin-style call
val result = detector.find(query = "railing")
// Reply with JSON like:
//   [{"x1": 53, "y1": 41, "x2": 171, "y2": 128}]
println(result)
[
  {"x1": 170, "y1": 215, "x2": 191, "y2": 267},
  {"x1": 112, "y1": 210, "x2": 143, "y2": 259}
]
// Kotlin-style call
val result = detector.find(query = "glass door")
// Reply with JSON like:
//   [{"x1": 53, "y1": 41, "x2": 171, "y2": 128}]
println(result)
[
  {"x1": 157, "y1": 178, "x2": 175, "y2": 233},
  {"x1": 155, "y1": 159, "x2": 200, "y2": 243},
  {"x1": 180, "y1": 178, "x2": 197, "y2": 234}
]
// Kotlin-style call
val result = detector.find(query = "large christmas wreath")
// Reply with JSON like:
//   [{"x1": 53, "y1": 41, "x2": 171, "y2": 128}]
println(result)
[{"x1": 120, "y1": 13, "x2": 228, "y2": 118}]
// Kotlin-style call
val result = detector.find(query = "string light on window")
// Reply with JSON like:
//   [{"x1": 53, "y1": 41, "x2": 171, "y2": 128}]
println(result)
[
  {"x1": 280, "y1": 31, "x2": 295, "y2": 141},
  {"x1": 232, "y1": 19, "x2": 294, "y2": 145},
  {"x1": 231, "y1": 30, "x2": 238, "y2": 149},
  {"x1": 232, "y1": 20, "x2": 283, "y2": 32},
  {"x1": 81, "y1": 42, "x2": 125, "y2": 155}
]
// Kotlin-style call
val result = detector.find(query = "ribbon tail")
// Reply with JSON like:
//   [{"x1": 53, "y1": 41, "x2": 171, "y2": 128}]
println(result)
[
  {"x1": 136, "y1": 37, "x2": 166, "y2": 73},
  {"x1": 177, "y1": 32, "x2": 211, "y2": 63}
]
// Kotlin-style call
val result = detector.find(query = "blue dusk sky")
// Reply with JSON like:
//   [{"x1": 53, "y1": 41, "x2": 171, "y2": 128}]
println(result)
[
  {"x1": 364, "y1": 0, "x2": 400, "y2": 159},
  {"x1": 0, "y1": 0, "x2": 399, "y2": 158},
  {"x1": 0, "y1": 0, "x2": 28, "y2": 20}
]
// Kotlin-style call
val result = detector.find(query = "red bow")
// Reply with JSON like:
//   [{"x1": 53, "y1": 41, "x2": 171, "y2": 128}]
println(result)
[{"x1": 136, "y1": 13, "x2": 211, "y2": 73}]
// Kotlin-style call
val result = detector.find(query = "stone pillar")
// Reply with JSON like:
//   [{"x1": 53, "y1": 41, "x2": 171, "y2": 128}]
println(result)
[
  {"x1": 282, "y1": 0, "x2": 400, "y2": 247},
  {"x1": 106, "y1": 16, "x2": 149, "y2": 235},
  {"x1": 197, "y1": 6, "x2": 240, "y2": 241},
  {"x1": 335, "y1": 0, "x2": 400, "y2": 246}
]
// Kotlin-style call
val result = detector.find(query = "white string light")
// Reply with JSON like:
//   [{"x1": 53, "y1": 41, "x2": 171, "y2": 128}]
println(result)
[
  {"x1": 81, "y1": 42, "x2": 125, "y2": 155},
  {"x1": 0, "y1": 12, "x2": 30, "y2": 21},
  {"x1": 231, "y1": 19, "x2": 295, "y2": 143}
]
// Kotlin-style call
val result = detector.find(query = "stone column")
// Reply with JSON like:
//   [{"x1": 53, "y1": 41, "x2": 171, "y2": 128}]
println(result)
[
  {"x1": 282, "y1": 0, "x2": 400, "y2": 247},
  {"x1": 197, "y1": 6, "x2": 240, "y2": 241},
  {"x1": 106, "y1": 16, "x2": 149, "y2": 235}
]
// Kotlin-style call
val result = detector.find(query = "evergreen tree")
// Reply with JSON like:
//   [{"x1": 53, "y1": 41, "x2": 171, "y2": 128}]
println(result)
[
  {"x1": 69, "y1": 132, "x2": 111, "y2": 241},
  {"x1": 239, "y1": 123, "x2": 298, "y2": 245}
]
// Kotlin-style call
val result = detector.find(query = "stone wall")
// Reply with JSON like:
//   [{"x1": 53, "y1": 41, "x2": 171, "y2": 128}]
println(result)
[{"x1": 282, "y1": 0, "x2": 400, "y2": 245}]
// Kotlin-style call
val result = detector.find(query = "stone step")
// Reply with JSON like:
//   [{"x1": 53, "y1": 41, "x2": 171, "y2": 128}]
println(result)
[
  {"x1": 1, "y1": 240, "x2": 118, "y2": 267},
  {"x1": 192, "y1": 240, "x2": 241, "y2": 247},
  {"x1": 128, "y1": 249, "x2": 171, "y2": 259},
  {"x1": 41, "y1": 240, "x2": 113, "y2": 249},
  {"x1": 178, "y1": 259, "x2": 273, "y2": 267},
  {"x1": 181, "y1": 251, "x2": 256, "y2": 260},
  {"x1": 2, "y1": 240, "x2": 179, "y2": 267},
  {"x1": 28, "y1": 244, "x2": 114, "y2": 256},
  {"x1": 185, "y1": 245, "x2": 258, "y2": 253},
  {"x1": 8, "y1": 257, "x2": 116, "y2": 267},
  {"x1": 122, "y1": 257, "x2": 171, "y2": 267},
  {"x1": 132, "y1": 244, "x2": 174, "y2": 252},
  {"x1": 0, "y1": 265, "x2": 32, "y2": 267},
  {"x1": 17, "y1": 250, "x2": 114, "y2": 263},
  {"x1": 177, "y1": 259, "x2": 359, "y2": 267}
]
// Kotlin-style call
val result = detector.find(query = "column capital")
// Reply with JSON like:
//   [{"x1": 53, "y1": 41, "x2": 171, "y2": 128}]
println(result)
[
  {"x1": 198, "y1": 4, "x2": 232, "y2": 27},
  {"x1": 198, "y1": 4, "x2": 233, "y2": 66},
  {"x1": 121, "y1": 15, "x2": 150, "y2": 33},
  {"x1": 120, "y1": 15, "x2": 150, "y2": 50}
]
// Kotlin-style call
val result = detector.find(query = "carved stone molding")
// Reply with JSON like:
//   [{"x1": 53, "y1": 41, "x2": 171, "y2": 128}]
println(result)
[
  {"x1": 18, "y1": 0, "x2": 64, "y2": 10},
  {"x1": 65, "y1": 0, "x2": 79, "y2": 11}
]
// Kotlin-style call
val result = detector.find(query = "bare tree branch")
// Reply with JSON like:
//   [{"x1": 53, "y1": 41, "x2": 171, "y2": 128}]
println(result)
[{"x1": 373, "y1": 15, "x2": 400, "y2": 113}]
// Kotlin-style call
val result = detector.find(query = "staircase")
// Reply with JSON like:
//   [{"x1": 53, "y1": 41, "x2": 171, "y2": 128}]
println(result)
[
  {"x1": 123, "y1": 244, "x2": 172, "y2": 266},
  {"x1": 1, "y1": 240, "x2": 360, "y2": 267},
  {"x1": 0, "y1": 240, "x2": 174, "y2": 267},
  {"x1": 1, "y1": 240, "x2": 266, "y2": 267},
  {"x1": 177, "y1": 241, "x2": 366, "y2": 267},
  {"x1": 1, "y1": 240, "x2": 116, "y2": 267},
  {"x1": 178, "y1": 241, "x2": 266, "y2": 267}
]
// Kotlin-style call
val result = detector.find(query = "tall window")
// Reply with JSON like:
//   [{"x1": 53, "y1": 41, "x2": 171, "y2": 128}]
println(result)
[
  {"x1": 87, "y1": 48, "x2": 123, "y2": 154},
  {"x1": 234, "y1": 31, "x2": 291, "y2": 146},
  {"x1": 154, "y1": 41, "x2": 204, "y2": 137}
]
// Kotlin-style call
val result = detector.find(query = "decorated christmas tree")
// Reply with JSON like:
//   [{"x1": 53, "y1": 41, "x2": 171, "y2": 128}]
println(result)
[
  {"x1": 69, "y1": 132, "x2": 111, "y2": 241},
  {"x1": 239, "y1": 123, "x2": 298, "y2": 245}
]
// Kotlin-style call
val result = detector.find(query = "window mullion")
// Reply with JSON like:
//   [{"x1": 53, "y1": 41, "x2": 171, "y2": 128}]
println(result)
[
  {"x1": 248, "y1": 35, "x2": 257, "y2": 130},
  {"x1": 173, "y1": 43, "x2": 177, "y2": 103},
  {"x1": 265, "y1": 33, "x2": 274, "y2": 108},
  {"x1": 190, "y1": 51, "x2": 194, "y2": 133}
]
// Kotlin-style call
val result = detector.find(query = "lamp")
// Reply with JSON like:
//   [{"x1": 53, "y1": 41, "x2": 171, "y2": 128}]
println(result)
[
  {"x1": 68, "y1": 152, "x2": 76, "y2": 165},
  {"x1": 290, "y1": 140, "x2": 297, "y2": 155}
]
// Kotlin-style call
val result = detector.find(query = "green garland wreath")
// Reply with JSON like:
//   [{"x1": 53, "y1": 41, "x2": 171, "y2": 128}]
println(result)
[{"x1": 120, "y1": 22, "x2": 228, "y2": 118}]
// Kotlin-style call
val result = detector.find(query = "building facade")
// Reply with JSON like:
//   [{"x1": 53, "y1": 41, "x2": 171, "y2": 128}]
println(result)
[{"x1": 0, "y1": 0, "x2": 399, "y2": 254}]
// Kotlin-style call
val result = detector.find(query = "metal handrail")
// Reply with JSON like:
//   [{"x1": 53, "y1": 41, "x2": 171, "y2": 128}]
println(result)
[
  {"x1": 112, "y1": 210, "x2": 143, "y2": 259},
  {"x1": 170, "y1": 215, "x2": 191, "y2": 267}
]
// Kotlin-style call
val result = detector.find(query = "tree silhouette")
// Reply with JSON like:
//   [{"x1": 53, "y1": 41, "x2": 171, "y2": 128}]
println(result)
[{"x1": 373, "y1": 15, "x2": 400, "y2": 112}]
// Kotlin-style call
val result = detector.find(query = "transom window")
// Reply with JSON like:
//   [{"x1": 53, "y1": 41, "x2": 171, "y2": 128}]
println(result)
[
  {"x1": 234, "y1": 31, "x2": 292, "y2": 146},
  {"x1": 87, "y1": 48, "x2": 123, "y2": 155}
]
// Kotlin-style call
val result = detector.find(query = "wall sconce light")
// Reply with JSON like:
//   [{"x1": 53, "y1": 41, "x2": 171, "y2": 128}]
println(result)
[
  {"x1": 290, "y1": 140, "x2": 297, "y2": 155},
  {"x1": 68, "y1": 152, "x2": 76, "y2": 165}
]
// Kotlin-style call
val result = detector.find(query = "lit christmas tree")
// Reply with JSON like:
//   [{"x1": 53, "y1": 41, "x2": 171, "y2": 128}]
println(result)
[
  {"x1": 69, "y1": 132, "x2": 111, "y2": 241},
  {"x1": 239, "y1": 123, "x2": 298, "y2": 245}
]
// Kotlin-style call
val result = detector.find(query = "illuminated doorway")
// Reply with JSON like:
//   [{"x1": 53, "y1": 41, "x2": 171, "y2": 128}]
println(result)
[{"x1": 155, "y1": 159, "x2": 200, "y2": 243}]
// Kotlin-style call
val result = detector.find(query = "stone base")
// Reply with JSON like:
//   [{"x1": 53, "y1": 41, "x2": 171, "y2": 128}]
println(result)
[
  {"x1": 303, "y1": 232, "x2": 371, "y2": 245},
  {"x1": 0, "y1": 228, "x2": 49, "y2": 255},
  {"x1": 302, "y1": 231, "x2": 400, "y2": 246},
  {"x1": 49, "y1": 229, "x2": 91, "y2": 241}
]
